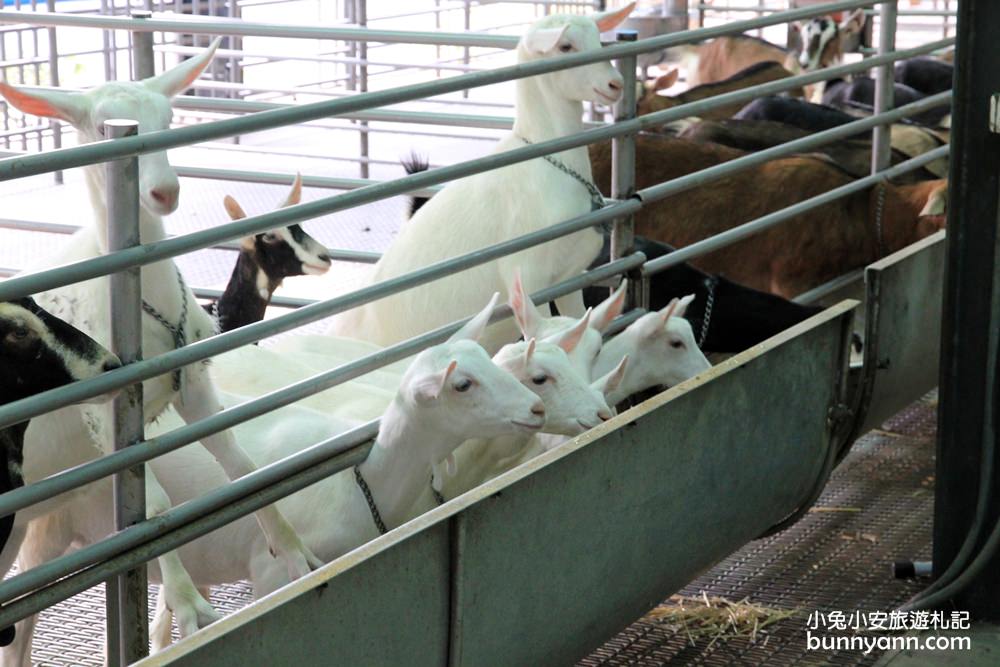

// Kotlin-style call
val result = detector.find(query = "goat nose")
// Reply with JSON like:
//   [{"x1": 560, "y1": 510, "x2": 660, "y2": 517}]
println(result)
[
  {"x1": 607, "y1": 79, "x2": 622, "y2": 92},
  {"x1": 531, "y1": 402, "x2": 545, "y2": 417},
  {"x1": 102, "y1": 357, "x2": 122, "y2": 372},
  {"x1": 317, "y1": 253, "x2": 332, "y2": 263},
  {"x1": 149, "y1": 185, "x2": 179, "y2": 210},
  {"x1": 598, "y1": 409, "x2": 612, "y2": 422}
]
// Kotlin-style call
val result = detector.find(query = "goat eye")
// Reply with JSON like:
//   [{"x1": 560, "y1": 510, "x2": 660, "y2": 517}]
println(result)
[
  {"x1": 558, "y1": 43, "x2": 573, "y2": 53},
  {"x1": 531, "y1": 374, "x2": 547, "y2": 385},
  {"x1": 8, "y1": 326, "x2": 30, "y2": 342},
  {"x1": 670, "y1": 340, "x2": 684, "y2": 349},
  {"x1": 454, "y1": 378, "x2": 472, "y2": 393},
  {"x1": 262, "y1": 233, "x2": 281, "y2": 244}
]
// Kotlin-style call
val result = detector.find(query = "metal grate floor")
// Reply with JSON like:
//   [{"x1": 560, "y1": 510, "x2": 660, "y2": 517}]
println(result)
[{"x1": 580, "y1": 394, "x2": 938, "y2": 667}]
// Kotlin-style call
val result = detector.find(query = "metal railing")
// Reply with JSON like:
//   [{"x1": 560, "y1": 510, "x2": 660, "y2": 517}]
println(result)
[{"x1": 0, "y1": 1, "x2": 954, "y2": 664}]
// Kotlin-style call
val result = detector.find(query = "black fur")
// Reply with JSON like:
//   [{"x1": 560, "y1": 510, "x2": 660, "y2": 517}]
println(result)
[
  {"x1": 584, "y1": 236, "x2": 823, "y2": 354},
  {"x1": 401, "y1": 152, "x2": 432, "y2": 217},
  {"x1": 822, "y1": 77, "x2": 950, "y2": 128},
  {"x1": 0, "y1": 296, "x2": 117, "y2": 647},
  {"x1": 734, "y1": 95, "x2": 864, "y2": 134},
  {"x1": 894, "y1": 56, "x2": 953, "y2": 96},
  {"x1": 206, "y1": 226, "x2": 330, "y2": 334}
]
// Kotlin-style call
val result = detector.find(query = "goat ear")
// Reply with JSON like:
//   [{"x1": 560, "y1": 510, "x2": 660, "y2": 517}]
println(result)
[
  {"x1": 546, "y1": 308, "x2": 591, "y2": 354},
  {"x1": 590, "y1": 279, "x2": 627, "y2": 332},
  {"x1": 223, "y1": 195, "x2": 247, "y2": 221},
  {"x1": 282, "y1": 173, "x2": 303, "y2": 208},
  {"x1": 652, "y1": 69, "x2": 679, "y2": 92},
  {"x1": 594, "y1": 2, "x2": 636, "y2": 33},
  {"x1": 523, "y1": 337, "x2": 536, "y2": 365},
  {"x1": 673, "y1": 293, "x2": 696, "y2": 319},
  {"x1": 523, "y1": 25, "x2": 569, "y2": 54},
  {"x1": 0, "y1": 82, "x2": 87, "y2": 125},
  {"x1": 658, "y1": 298, "x2": 679, "y2": 326},
  {"x1": 508, "y1": 269, "x2": 542, "y2": 338},
  {"x1": 919, "y1": 182, "x2": 948, "y2": 217},
  {"x1": 412, "y1": 359, "x2": 458, "y2": 403},
  {"x1": 840, "y1": 8, "x2": 866, "y2": 34},
  {"x1": 144, "y1": 37, "x2": 222, "y2": 98},
  {"x1": 448, "y1": 293, "x2": 499, "y2": 343},
  {"x1": 593, "y1": 354, "x2": 628, "y2": 398}
]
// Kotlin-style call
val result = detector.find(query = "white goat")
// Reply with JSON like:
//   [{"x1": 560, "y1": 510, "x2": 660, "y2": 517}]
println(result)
[
  {"x1": 6, "y1": 296, "x2": 546, "y2": 658},
  {"x1": 0, "y1": 41, "x2": 320, "y2": 649},
  {"x1": 331, "y1": 3, "x2": 636, "y2": 351}
]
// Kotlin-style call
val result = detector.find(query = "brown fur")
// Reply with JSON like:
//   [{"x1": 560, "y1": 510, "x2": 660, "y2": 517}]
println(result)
[
  {"x1": 589, "y1": 134, "x2": 947, "y2": 297},
  {"x1": 689, "y1": 37, "x2": 800, "y2": 88},
  {"x1": 638, "y1": 61, "x2": 801, "y2": 122}
]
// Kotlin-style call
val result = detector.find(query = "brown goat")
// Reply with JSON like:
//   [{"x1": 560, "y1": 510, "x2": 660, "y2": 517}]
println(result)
[
  {"x1": 589, "y1": 134, "x2": 947, "y2": 297},
  {"x1": 637, "y1": 62, "x2": 802, "y2": 123}
]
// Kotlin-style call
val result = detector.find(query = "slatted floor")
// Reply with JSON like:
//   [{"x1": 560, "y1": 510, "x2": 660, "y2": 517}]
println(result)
[{"x1": 581, "y1": 394, "x2": 938, "y2": 667}]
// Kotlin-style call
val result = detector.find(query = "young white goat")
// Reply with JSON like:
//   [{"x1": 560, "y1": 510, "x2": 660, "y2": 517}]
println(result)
[
  {"x1": 331, "y1": 4, "x2": 636, "y2": 352},
  {"x1": 6, "y1": 296, "x2": 546, "y2": 658},
  {"x1": 0, "y1": 42, "x2": 320, "y2": 647}
]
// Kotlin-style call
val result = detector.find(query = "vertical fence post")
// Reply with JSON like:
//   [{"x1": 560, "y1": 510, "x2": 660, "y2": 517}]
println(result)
[
  {"x1": 356, "y1": 0, "x2": 369, "y2": 179},
  {"x1": 611, "y1": 30, "x2": 642, "y2": 309},
  {"x1": 45, "y1": 0, "x2": 63, "y2": 185},
  {"x1": 130, "y1": 10, "x2": 155, "y2": 81},
  {"x1": 871, "y1": 0, "x2": 897, "y2": 174},
  {"x1": 931, "y1": 0, "x2": 1000, "y2": 616},
  {"x1": 104, "y1": 119, "x2": 148, "y2": 667}
]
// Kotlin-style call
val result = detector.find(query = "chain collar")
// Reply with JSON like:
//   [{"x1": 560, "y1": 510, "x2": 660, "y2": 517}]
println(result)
[
  {"x1": 354, "y1": 465, "x2": 388, "y2": 535},
  {"x1": 874, "y1": 181, "x2": 887, "y2": 260},
  {"x1": 517, "y1": 135, "x2": 606, "y2": 213},
  {"x1": 141, "y1": 267, "x2": 189, "y2": 392},
  {"x1": 698, "y1": 276, "x2": 717, "y2": 349}
]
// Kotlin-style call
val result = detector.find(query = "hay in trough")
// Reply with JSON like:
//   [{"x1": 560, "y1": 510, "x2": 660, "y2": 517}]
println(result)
[{"x1": 643, "y1": 592, "x2": 799, "y2": 647}]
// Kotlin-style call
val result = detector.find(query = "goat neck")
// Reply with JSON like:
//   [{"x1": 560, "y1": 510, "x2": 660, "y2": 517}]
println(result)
[
  {"x1": 512, "y1": 73, "x2": 592, "y2": 178},
  {"x1": 594, "y1": 332, "x2": 645, "y2": 406},
  {"x1": 214, "y1": 250, "x2": 273, "y2": 332},
  {"x1": 355, "y1": 398, "x2": 464, "y2": 529}
]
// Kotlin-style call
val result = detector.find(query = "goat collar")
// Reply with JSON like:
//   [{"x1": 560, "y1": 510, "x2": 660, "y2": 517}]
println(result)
[
  {"x1": 516, "y1": 135, "x2": 606, "y2": 213},
  {"x1": 698, "y1": 276, "x2": 717, "y2": 349},
  {"x1": 141, "y1": 267, "x2": 189, "y2": 392},
  {"x1": 354, "y1": 465, "x2": 388, "y2": 535}
]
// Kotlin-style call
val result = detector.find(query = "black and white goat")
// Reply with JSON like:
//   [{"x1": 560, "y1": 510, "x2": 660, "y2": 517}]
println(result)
[
  {"x1": 0, "y1": 296, "x2": 120, "y2": 645},
  {"x1": 205, "y1": 174, "x2": 332, "y2": 333}
]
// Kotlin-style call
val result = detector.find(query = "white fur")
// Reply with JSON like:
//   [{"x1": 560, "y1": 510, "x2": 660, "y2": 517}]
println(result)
[
  {"x1": 0, "y1": 43, "x2": 325, "y2": 661},
  {"x1": 10, "y1": 299, "x2": 546, "y2": 655},
  {"x1": 330, "y1": 6, "x2": 635, "y2": 352}
]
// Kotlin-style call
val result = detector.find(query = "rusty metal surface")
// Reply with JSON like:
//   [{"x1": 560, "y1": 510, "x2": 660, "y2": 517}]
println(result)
[{"x1": 581, "y1": 394, "x2": 937, "y2": 667}]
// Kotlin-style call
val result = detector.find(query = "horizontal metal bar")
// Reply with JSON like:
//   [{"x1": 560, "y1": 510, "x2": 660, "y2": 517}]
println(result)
[
  {"x1": 793, "y1": 269, "x2": 865, "y2": 305},
  {"x1": 0, "y1": 0, "x2": 888, "y2": 182},
  {"x1": 172, "y1": 95, "x2": 517, "y2": 130},
  {"x1": 0, "y1": 421, "x2": 381, "y2": 613},
  {"x1": 642, "y1": 145, "x2": 950, "y2": 276},
  {"x1": 0, "y1": 11, "x2": 523, "y2": 48},
  {"x1": 174, "y1": 165, "x2": 445, "y2": 198},
  {"x1": 0, "y1": 191, "x2": 637, "y2": 428},
  {"x1": 638, "y1": 92, "x2": 951, "y2": 205},
  {"x1": 0, "y1": 38, "x2": 952, "y2": 307},
  {"x1": 0, "y1": 257, "x2": 644, "y2": 608}
]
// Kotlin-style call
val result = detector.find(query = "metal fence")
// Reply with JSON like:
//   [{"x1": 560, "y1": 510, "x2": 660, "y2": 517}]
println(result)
[{"x1": 0, "y1": 0, "x2": 953, "y2": 664}]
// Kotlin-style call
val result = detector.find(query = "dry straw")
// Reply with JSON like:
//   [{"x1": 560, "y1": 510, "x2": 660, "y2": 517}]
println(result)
[{"x1": 643, "y1": 593, "x2": 799, "y2": 648}]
